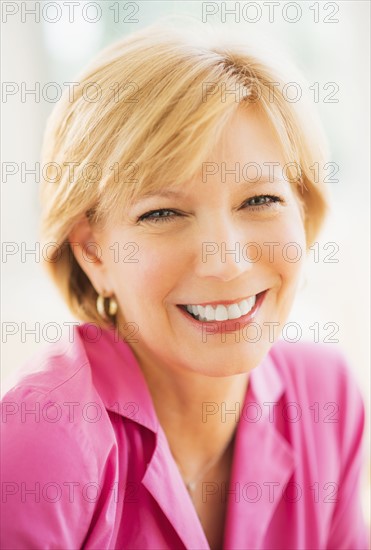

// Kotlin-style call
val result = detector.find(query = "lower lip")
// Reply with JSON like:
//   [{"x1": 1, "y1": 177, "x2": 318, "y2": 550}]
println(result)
[{"x1": 177, "y1": 290, "x2": 268, "y2": 334}]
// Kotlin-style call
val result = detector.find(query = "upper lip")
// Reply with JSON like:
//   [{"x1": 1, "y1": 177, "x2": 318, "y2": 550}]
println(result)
[{"x1": 179, "y1": 290, "x2": 266, "y2": 307}]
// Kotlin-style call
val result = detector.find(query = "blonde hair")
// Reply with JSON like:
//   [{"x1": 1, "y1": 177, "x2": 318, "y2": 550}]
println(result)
[{"x1": 39, "y1": 18, "x2": 331, "y2": 328}]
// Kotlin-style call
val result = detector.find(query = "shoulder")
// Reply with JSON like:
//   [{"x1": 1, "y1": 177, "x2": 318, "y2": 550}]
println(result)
[
  {"x1": 0, "y1": 325, "x2": 117, "y2": 469},
  {"x1": 268, "y1": 339, "x2": 366, "y2": 461},
  {"x1": 269, "y1": 338, "x2": 364, "y2": 405},
  {"x1": 2, "y1": 324, "x2": 89, "y2": 397},
  {"x1": 0, "y1": 326, "x2": 119, "y2": 548},
  {"x1": 266, "y1": 344, "x2": 369, "y2": 550}
]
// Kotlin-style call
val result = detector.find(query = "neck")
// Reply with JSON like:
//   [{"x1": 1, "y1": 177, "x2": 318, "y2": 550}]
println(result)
[{"x1": 129, "y1": 342, "x2": 250, "y2": 478}]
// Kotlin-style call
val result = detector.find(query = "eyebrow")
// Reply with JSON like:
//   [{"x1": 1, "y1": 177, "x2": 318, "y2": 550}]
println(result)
[
  {"x1": 139, "y1": 189, "x2": 186, "y2": 199},
  {"x1": 137, "y1": 177, "x2": 288, "y2": 200}
]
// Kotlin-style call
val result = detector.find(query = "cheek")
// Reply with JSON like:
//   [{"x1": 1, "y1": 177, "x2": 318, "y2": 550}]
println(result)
[
  {"x1": 110, "y1": 238, "x2": 183, "y2": 308},
  {"x1": 259, "y1": 210, "x2": 306, "y2": 281},
  {"x1": 273, "y1": 217, "x2": 306, "y2": 304}
]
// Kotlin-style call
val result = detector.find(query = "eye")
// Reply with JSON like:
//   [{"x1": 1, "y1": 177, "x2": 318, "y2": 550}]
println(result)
[
  {"x1": 244, "y1": 194, "x2": 284, "y2": 211},
  {"x1": 136, "y1": 208, "x2": 183, "y2": 224},
  {"x1": 136, "y1": 195, "x2": 285, "y2": 225}
]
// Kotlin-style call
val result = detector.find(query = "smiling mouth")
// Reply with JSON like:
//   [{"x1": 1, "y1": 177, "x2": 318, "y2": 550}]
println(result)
[{"x1": 178, "y1": 291, "x2": 266, "y2": 323}]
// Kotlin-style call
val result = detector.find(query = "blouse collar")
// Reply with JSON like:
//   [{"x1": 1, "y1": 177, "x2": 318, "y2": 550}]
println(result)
[{"x1": 78, "y1": 322, "x2": 286, "y2": 433}]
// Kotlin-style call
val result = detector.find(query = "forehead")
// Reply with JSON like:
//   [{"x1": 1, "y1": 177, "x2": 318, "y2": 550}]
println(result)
[
  {"x1": 208, "y1": 105, "x2": 286, "y2": 165},
  {"x1": 138, "y1": 107, "x2": 287, "y2": 199},
  {"x1": 134, "y1": 173, "x2": 289, "y2": 206},
  {"x1": 123, "y1": 102, "x2": 294, "y2": 212}
]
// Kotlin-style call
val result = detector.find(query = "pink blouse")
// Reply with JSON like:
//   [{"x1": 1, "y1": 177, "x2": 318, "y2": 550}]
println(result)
[{"x1": 1, "y1": 323, "x2": 369, "y2": 549}]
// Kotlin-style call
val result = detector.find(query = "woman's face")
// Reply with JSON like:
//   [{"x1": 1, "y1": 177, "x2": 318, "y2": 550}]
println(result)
[{"x1": 79, "y1": 106, "x2": 307, "y2": 377}]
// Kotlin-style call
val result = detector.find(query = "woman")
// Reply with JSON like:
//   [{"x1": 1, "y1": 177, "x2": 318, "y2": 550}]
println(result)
[{"x1": 1, "y1": 21, "x2": 368, "y2": 550}]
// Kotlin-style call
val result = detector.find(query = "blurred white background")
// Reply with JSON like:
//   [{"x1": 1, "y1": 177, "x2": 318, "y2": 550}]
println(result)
[{"x1": 1, "y1": 0, "x2": 370, "y2": 523}]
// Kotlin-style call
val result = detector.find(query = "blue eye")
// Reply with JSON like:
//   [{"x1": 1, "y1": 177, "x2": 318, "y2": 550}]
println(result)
[
  {"x1": 245, "y1": 194, "x2": 284, "y2": 210},
  {"x1": 137, "y1": 195, "x2": 284, "y2": 224},
  {"x1": 137, "y1": 209, "x2": 181, "y2": 223}
]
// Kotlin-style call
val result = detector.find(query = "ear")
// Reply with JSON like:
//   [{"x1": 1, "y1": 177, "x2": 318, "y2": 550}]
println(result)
[{"x1": 67, "y1": 216, "x2": 113, "y2": 296}]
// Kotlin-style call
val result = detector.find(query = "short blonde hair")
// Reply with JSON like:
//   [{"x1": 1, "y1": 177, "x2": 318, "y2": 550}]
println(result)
[{"x1": 39, "y1": 18, "x2": 331, "y2": 327}]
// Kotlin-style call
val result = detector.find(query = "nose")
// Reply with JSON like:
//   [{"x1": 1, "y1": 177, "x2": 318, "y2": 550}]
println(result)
[{"x1": 193, "y1": 213, "x2": 255, "y2": 282}]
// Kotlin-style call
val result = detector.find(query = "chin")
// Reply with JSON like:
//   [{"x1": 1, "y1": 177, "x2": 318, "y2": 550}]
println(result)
[{"x1": 183, "y1": 345, "x2": 270, "y2": 378}]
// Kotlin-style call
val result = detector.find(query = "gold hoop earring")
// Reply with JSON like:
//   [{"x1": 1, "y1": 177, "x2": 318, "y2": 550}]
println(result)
[{"x1": 96, "y1": 294, "x2": 118, "y2": 321}]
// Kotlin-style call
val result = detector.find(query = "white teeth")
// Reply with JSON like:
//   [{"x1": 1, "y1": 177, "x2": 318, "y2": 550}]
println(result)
[
  {"x1": 205, "y1": 305, "x2": 215, "y2": 321},
  {"x1": 197, "y1": 305, "x2": 205, "y2": 318},
  {"x1": 184, "y1": 295, "x2": 258, "y2": 322},
  {"x1": 227, "y1": 303, "x2": 241, "y2": 319},
  {"x1": 215, "y1": 305, "x2": 228, "y2": 321},
  {"x1": 247, "y1": 295, "x2": 256, "y2": 309},
  {"x1": 238, "y1": 299, "x2": 250, "y2": 316},
  {"x1": 191, "y1": 305, "x2": 198, "y2": 316}
]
